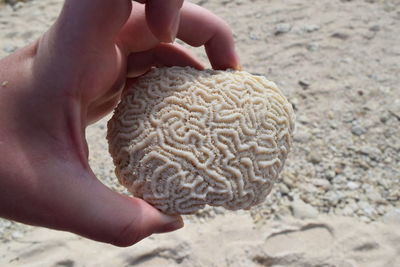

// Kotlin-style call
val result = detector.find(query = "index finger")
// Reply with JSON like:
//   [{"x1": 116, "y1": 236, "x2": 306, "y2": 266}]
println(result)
[
  {"x1": 123, "y1": 2, "x2": 240, "y2": 70},
  {"x1": 139, "y1": 0, "x2": 184, "y2": 43},
  {"x1": 177, "y1": 3, "x2": 240, "y2": 70}
]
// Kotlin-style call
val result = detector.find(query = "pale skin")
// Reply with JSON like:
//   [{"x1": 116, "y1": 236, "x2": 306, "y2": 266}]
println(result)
[{"x1": 0, "y1": 0, "x2": 239, "y2": 246}]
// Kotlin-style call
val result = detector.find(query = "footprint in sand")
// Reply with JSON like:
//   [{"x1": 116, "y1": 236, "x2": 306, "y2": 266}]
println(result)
[{"x1": 262, "y1": 223, "x2": 334, "y2": 255}]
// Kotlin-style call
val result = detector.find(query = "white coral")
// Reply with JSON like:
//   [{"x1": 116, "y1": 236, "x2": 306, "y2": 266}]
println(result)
[{"x1": 107, "y1": 67, "x2": 295, "y2": 214}]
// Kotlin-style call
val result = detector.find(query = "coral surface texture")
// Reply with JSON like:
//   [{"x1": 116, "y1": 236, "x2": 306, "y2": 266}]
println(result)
[{"x1": 107, "y1": 67, "x2": 295, "y2": 214}]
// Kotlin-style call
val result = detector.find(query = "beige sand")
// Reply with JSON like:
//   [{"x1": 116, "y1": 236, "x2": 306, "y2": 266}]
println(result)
[
  {"x1": 2, "y1": 213, "x2": 400, "y2": 267},
  {"x1": 0, "y1": 0, "x2": 399, "y2": 266}
]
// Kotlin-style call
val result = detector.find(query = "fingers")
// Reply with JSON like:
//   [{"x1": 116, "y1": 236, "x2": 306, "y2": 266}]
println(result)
[
  {"x1": 51, "y1": 0, "x2": 239, "y2": 70},
  {"x1": 120, "y1": 2, "x2": 240, "y2": 70},
  {"x1": 126, "y1": 43, "x2": 204, "y2": 78},
  {"x1": 54, "y1": 0, "x2": 183, "y2": 49},
  {"x1": 144, "y1": 0, "x2": 184, "y2": 43},
  {"x1": 177, "y1": 3, "x2": 240, "y2": 70}
]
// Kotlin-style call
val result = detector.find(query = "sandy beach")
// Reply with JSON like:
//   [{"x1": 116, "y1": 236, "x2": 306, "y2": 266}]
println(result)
[
  {"x1": 2, "y1": 213, "x2": 400, "y2": 267},
  {"x1": 1, "y1": 0, "x2": 399, "y2": 266}
]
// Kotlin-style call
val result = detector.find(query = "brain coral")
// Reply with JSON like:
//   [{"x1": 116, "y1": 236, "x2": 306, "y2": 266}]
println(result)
[{"x1": 107, "y1": 66, "x2": 295, "y2": 214}]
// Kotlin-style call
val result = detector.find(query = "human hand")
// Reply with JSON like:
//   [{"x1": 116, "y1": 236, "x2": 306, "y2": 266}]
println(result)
[{"x1": 0, "y1": 0, "x2": 239, "y2": 246}]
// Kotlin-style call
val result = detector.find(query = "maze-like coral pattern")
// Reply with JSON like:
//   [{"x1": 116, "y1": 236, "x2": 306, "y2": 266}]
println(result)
[{"x1": 107, "y1": 67, "x2": 295, "y2": 214}]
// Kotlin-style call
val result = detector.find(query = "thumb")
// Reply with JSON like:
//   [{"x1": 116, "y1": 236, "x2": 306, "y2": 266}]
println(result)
[{"x1": 57, "y1": 174, "x2": 184, "y2": 247}]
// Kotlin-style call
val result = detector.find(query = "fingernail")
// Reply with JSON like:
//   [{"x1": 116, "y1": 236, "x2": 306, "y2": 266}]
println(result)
[
  {"x1": 156, "y1": 215, "x2": 184, "y2": 233},
  {"x1": 168, "y1": 12, "x2": 180, "y2": 43}
]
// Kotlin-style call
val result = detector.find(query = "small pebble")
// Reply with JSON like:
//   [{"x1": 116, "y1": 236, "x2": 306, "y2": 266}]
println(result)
[
  {"x1": 366, "y1": 189, "x2": 382, "y2": 202},
  {"x1": 293, "y1": 130, "x2": 311, "y2": 143},
  {"x1": 307, "y1": 151, "x2": 322, "y2": 164},
  {"x1": 312, "y1": 178, "x2": 332, "y2": 190},
  {"x1": 351, "y1": 124, "x2": 366, "y2": 136},
  {"x1": 282, "y1": 173, "x2": 296, "y2": 188},
  {"x1": 298, "y1": 79, "x2": 310, "y2": 89},
  {"x1": 326, "y1": 192, "x2": 344, "y2": 205},
  {"x1": 278, "y1": 183, "x2": 290, "y2": 195},
  {"x1": 342, "y1": 112, "x2": 355, "y2": 123},
  {"x1": 358, "y1": 146, "x2": 381, "y2": 161},
  {"x1": 307, "y1": 43, "x2": 319, "y2": 51},
  {"x1": 3, "y1": 44, "x2": 17, "y2": 53},
  {"x1": 382, "y1": 209, "x2": 400, "y2": 224},
  {"x1": 341, "y1": 206, "x2": 355, "y2": 216},
  {"x1": 333, "y1": 175, "x2": 347, "y2": 184},
  {"x1": 347, "y1": 181, "x2": 359, "y2": 190},
  {"x1": 302, "y1": 24, "x2": 320, "y2": 33},
  {"x1": 369, "y1": 25, "x2": 380, "y2": 32},
  {"x1": 11, "y1": 231, "x2": 23, "y2": 239},
  {"x1": 380, "y1": 112, "x2": 390, "y2": 123},
  {"x1": 331, "y1": 31, "x2": 350, "y2": 40},
  {"x1": 325, "y1": 170, "x2": 336, "y2": 180},
  {"x1": 12, "y1": 1, "x2": 25, "y2": 10},
  {"x1": 274, "y1": 23, "x2": 291, "y2": 35},
  {"x1": 290, "y1": 198, "x2": 319, "y2": 219}
]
